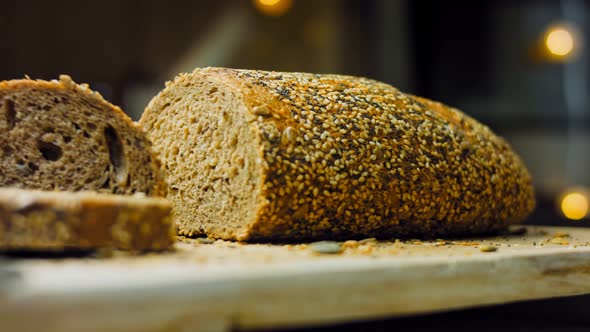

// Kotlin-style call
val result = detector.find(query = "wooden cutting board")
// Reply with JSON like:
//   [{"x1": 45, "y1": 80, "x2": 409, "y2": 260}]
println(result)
[{"x1": 1, "y1": 225, "x2": 590, "y2": 332}]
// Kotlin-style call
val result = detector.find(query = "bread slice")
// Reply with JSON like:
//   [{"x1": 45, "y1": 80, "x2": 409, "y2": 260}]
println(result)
[
  {"x1": 0, "y1": 188, "x2": 174, "y2": 250},
  {"x1": 0, "y1": 75, "x2": 165, "y2": 196},
  {"x1": 140, "y1": 67, "x2": 536, "y2": 241}
]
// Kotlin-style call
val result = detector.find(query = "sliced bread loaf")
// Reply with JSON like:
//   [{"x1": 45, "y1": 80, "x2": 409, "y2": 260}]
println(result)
[
  {"x1": 140, "y1": 68, "x2": 535, "y2": 241},
  {"x1": 0, "y1": 75, "x2": 165, "y2": 196},
  {"x1": 0, "y1": 188, "x2": 174, "y2": 250}
]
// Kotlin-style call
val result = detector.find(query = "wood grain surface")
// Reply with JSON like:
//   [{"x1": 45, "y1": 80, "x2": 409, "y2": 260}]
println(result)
[{"x1": 1, "y1": 226, "x2": 590, "y2": 332}]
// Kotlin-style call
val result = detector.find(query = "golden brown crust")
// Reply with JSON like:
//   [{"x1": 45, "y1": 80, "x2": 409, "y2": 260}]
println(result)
[
  {"x1": 144, "y1": 68, "x2": 536, "y2": 241},
  {"x1": 0, "y1": 75, "x2": 126, "y2": 119},
  {"x1": 0, "y1": 188, "x2": 174, "y2": 250}
]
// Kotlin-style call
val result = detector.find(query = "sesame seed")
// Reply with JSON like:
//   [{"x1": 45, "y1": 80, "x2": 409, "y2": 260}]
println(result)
[
  {"x1": 252, "y1": 105, "x2": 271, "y2": 116},
  {"x1": 217, "y1": 69, "x2": 536, "y2": 241}
]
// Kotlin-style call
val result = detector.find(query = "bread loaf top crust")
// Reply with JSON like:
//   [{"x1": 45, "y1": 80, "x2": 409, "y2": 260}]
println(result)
[
  {"x1": 143, "y1": 68, "x2": 535, "y2": 241},
  {"x1": 0, "y1": 75, "x2": 123, "y2": 116}
]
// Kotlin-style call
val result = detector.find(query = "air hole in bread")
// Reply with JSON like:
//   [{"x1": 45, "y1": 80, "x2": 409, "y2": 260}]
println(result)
[
  {"x1": 101, "y1": 176, "x2": 110, "y2": 189},
  {"x1": 3, "y1": 99, "x2": 16, "y2": 130},
  {"x1": 87, "y1": 123, "x2": 97, "y2": 131},
  {"x1": 134, "y1": 138, "x2": 144, "y2": 149},
  {"x1": 208, "y1": 87, "x2": 218, "y2": 95},
  {"x1": 104, "y1": 125, "x2": 128, "y2": 185},
  {"x1": 14, "y1": 160, "x2": 31, "y2": 175},
  {"x1": 63, "y1": 135, "x2": 72, "y2": 143},
  {"x1": 83, "y1": 131, "x2": 90, "y2": 138},
  {"x1": 37, "y1": 140, "x2": 63, "y2": 161},
  {"x1": 27, "y1": 162, "x2": 38, "y2": 172}
]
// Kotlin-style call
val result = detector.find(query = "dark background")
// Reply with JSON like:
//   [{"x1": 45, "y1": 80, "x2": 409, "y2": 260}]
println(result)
[{"x1": 1, "y1": 0, "x2": 589, "y2": 224}]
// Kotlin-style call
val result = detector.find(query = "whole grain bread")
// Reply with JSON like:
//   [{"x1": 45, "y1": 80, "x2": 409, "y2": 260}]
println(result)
[
  {"x1": 0, "y1": 188, "x2": 174, "y2": 250},
  {"x1": 140, "y1": 67, "x2": 535, "y2": 241},
  {"x1": 0, "y1": 75, "x2": 165, "y2": 196}
]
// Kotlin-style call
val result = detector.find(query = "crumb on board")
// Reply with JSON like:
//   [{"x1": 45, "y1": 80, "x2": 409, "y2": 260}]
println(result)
[
  {"x1": 454, "y1": 241, "x2": 480, "y2": 246},
  {"x1": 552, "y1": 232, "x2": 570, "y2": 238},
  {"x1": 342, "y1": 240, "x2": 359, "y2": 248},
  {"x1": 549, "y1": 238, "x2": 570, "y2": 245},
  {"x1": 167, "y1": 229, "x2": 590, "y2": 261},
  {"x1": 358, "y1": 238, "x2": 377, "y2": 244}
]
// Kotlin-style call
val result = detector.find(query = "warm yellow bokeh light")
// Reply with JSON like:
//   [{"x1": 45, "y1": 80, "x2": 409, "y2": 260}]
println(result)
[
  {"x1": 560, "y1": 192, "x2": 589, "y2": 220},
  {"x1": 253, "y1": 0, "x2": 292, "y2": 16},
  {"x1": 259, "y1": 0, "x2": 281, "y2": 5},
  {"x1": 545, "y1": 26, "x2": 575, "y2": 57}
]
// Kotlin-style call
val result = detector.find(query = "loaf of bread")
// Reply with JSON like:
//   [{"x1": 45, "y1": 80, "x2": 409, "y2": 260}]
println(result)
[
  {"x1": 0, "y1": 75, "x2": 165, "y2": 196},
  {"x1": 0, "y1": 188, "x2": 174, "y2": 250},
  {"x1": 140, "y1": 68, "x2": 535, "y2": 241}
]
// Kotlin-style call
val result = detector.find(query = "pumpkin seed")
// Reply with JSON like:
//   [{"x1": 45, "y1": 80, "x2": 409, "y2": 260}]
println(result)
[
  {"x1": 479, "y1": 245, "x2": 498, "y2": 252},
  {"x1": 196, "y1": 238, "x2": 215, "y2": 244},
  {"x1": 309, "y1": 241, "x2": 342, "y2": 254}
]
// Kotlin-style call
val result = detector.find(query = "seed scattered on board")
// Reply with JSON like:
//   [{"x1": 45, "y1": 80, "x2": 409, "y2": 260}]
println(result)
[
  {"x1": 358, "y1": 237, "x2": 377, "y2": 244},
  {"x1": 479, "y1": 245, "x2": 498, "y2": 253},
  {"x1": 549, "y1": 237, "x2": 569, "y2": 245},
  {"x1": 552, "y1": 231, "x2": 570, "y2": 238},
  {"x1": 309, "y1": 241, "x2": 342, "y2": 254},
  {"x1": 196, "y1": 238, "x2": 215, "y2": 244}
]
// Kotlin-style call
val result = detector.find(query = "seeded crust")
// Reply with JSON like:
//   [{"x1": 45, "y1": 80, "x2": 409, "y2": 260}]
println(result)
[
  {"x1": 0, "y1": 75, "x2": 166, "y2": 196},
  {"x1": 141, "y1": 67, "x2": 536, "y2": 242},
  {"x1": 0, "y1": 188, "x2": 174, "y2": 250}
]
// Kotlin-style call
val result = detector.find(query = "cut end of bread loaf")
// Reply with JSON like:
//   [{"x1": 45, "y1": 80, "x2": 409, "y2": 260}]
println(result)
[
  {"x1": 141, "y1": 70, "x2": 263, "y2": 240},
  {"x1": 142, "y1": 68, "x2": 536, "y2": 242},
  {"x1": 0, "y1": 75, "x2": 166, "y2": 196},
  {"x1": 0, "y1": 188, "x2": 175, "y2": 250}
]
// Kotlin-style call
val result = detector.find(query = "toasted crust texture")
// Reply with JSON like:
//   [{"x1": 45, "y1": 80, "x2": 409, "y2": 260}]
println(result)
[
  {"x1": 141, "y1": 68, "x2": 536, "y2": 241},
  {"x1": 0, "y1": 188, "x2": 174, "y2": 250},
  {"x1": 0, "y1": 75, "x2": 166, "y2": 196}
]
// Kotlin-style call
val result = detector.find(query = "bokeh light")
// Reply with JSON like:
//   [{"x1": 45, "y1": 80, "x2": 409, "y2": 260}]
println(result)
[
  {"x1": 253, "y1": 0, "x2": 292, "y2": 17},
  {"x1": 546, "y1": 27, "x2": 574, "y2": 56},
  {"x1": 543, "y1": 24, "x2": 580, "y2": 61},
  {"x1": 560, "y1": 190, "x2": 589, "y2": 220}
]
